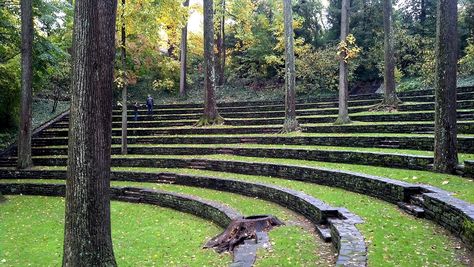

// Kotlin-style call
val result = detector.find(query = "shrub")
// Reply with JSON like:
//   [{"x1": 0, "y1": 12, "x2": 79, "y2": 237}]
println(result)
[
  {"x1": 459, "y1": 38, "x2": 474, "y2": 77},
  {"x1": 462, "y1": 219, "x2": 474, "y2": 249},
  {"x1": 0, "y1": 59, "x2": 20, "y2": 130}
]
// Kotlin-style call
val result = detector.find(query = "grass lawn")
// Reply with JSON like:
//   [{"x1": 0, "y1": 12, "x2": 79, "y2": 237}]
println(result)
[
  {"x1": 0, "y1": 195, "x2": 229, "y2": 266},
  {"x1": 0, "y1": 182, "x2": 324, "y2": 267},
  {"x1": 2, "y1": 176, "x2": 472, "y2": 266}
]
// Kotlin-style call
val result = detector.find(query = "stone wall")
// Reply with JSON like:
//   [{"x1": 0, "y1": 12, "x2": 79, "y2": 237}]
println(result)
[
  {"x1": 30, "y1": 146, "x2": 434, "y2": 171},
  {"x1": 421, "y1": 192, "x2": 474, "y2": 250},
  {"x1": 30, "y1": 135, "x2": 474, "y2": 154},
  {"x1": 37, "y1": 121, "x2": 474, "y2": 137},
  {"x1": 464, "y1": 161, "x2": 474, "y2": 178}
]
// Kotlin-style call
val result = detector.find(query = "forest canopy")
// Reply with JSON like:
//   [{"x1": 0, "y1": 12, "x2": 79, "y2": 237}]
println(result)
[{"x1": 0, "y1": 0, "x2": 473, "y2": 130}]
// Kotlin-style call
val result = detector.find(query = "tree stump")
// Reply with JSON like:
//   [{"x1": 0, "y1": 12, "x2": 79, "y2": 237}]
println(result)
[{"x1": 204, "y1": 215, "x2": 284, "y2": 253}]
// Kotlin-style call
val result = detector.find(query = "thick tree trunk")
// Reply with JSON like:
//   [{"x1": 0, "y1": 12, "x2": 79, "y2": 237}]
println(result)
[
  {"x1": 433, "y1": 0, "x2": 458, "y2": 173},
  {"x1": 62, "y1": 0, "x2": 118, "y2": 266},
  {"x1": 121, "y1": 0, "x2": 127, "y2": 155},
  {"x1": 216, "y1": 0, "x2": 225, "y2": 87},
  {"x1": 282, "y1": 0, "x2": 299, "y2": 132},
  {"x1": 382, "y1": 0, "x2": 399, "y2": 108},
  {"x1": 196, "y1": 0, "x2": 223, "y2": 126},
  {"x1": 17, "y1": 0, "x2": 33, "y2": 169},
  {"x1": 179, "y1": 0, "x2": 190, "y2": 97},
  {"x1": 335, "y1": 0, "x2": 351, "y2": 125}
]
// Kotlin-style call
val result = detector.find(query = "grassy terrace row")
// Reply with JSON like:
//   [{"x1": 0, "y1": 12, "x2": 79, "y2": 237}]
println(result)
[
  {"x1": 2, "y1": 173, "x2": 471, "y2": 266},
  {"x1": 31, "y1": 153, "x2": 474, "y2": 203},
  {"x1": 102, "y1": 108, "x2": 474, "y2": 119},
  {"x1": 0, "y1": 181, "x2": 325, "y2": 267},
  {"x1": 29, "y1": 133, "x2": 474, "y2": 154},
  {"x1": 45, "y1": 120, "x2": 474, "y2": 131},
  {"x1": 33, "y1": 132, "x2": 474, "y2": 138},
  {"x1": 29, "y1": 143, "x2": 474, "y2": 165},
  {"x1": 50, "y1": 119, "x2": 474, "y2": 130},
  {"x1": 0, "y1": 196, "x2": 228, "y2": 266},
  {"x1": 110, "y1": 87, "x2": 474, "y2": 111},
  {"x1": 110, "y1": 100, "x2": 474, "y2": 116},
  {"x1": 39, "y1": 123, "x2": 474, "y2": 136},
  {"x1": 36, "y1": 143, "x2": 474, "y2": 162}
]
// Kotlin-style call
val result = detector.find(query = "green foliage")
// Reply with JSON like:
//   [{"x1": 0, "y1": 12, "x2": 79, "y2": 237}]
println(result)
[
  {"x1": 0, "y1": 59, "x2": 20, "y2": 129},
  {"x1": 459, "y1": 38, "x2": 474, "y2": 77},
  {"x1": 151, "y1": 57, "x2": 181, "y2": 93},
  {"x1": 296, "y1": 44, "x2": 339, "y2": 93},
  {"x1": 0, "y1": 0, "x2": 72, "y2": 132},
  {"x1": 293, "y1": 0, "x2": 324, "y2": 47},
  {"x1": 337, "y1": 34, "x2": 362, "y2": 63},
  {"x1": 397, "y1": 77, "x2": 426, "y2": 92},
  {"x1": 462, "y1": 219, "x2": 474, "y2": 248}
]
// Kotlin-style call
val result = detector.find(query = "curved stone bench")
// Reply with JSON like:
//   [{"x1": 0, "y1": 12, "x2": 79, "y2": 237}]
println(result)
[
  {"x1": 111, "y1": 103, "x2": 372, "y2": 116},
  {"x1": 109, "y1": 99, "x2": 474, "y2": 118},
  {"x1": 28, "y1": 156, "x2": 474, "y2": 249},
  {"x1": 30, "y1": 135, "x2": 474, "y2": 153},
  {"x1": 105, "y1": 86, "x2": 472, "y2": 111},
  {"x1": 104, "y1": 109, "x2": 474, "y2": 122},
  {"x1": 52, "y1": 111, "x2": 474, "y2": 129},
  {"x1": 0, "y1": 172, "x2": 368, "y2": 266},
  {"x1": 109, "y1": 99, "x2": 474, "y2": 116},
  {"x1": 30, "y1": 146, "x2": 434, "y2": 171},
  {"x1": 37, "y1": 121, "x2": 474, "y2": 137}
]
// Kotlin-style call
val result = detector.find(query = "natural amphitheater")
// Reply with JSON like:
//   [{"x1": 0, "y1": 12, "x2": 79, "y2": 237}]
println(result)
[{"x1": 1, "y1": 0, "x2": 473, "y2": 266}]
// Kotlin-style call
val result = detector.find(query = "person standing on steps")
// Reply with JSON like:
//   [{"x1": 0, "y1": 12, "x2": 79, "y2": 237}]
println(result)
[
  {"x1": 146, "y1": 94, "x2": 154, "y2": 115},
  {"x1": 133, "y1": 102, "x2": 139, "y2": 121}
]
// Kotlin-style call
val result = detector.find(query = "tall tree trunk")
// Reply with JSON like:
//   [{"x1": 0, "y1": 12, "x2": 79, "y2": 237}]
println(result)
[
  {"x1": 335, "y1": 0, "x2": 351, "y2": 125},
  {"x1": 179, "y1": 0, "x2": 190, "y2": 97},
  {"x1": 121, "y1": 0, "x2": 127, "y2": 155},
  {"x1": 196, "y1": 0, "x2": 223, "y2": 126},
  {"x1": 62, "y1": 0, "x2": 118, "y2": 265},
  {"x1": 281, "y1": 0, "x2": 299, "y2": 132},
  {"x1": 17, "y1": 0, "x2": 33, "y2": 169},
  {"x1": 420, "y1": 0, "x2": 427, "y2": 25},
  {"x1": 433, "y1": 0, "x2": 458, "y2": 173},
  {"x1": 382, "y1": 0, "x2": 399, "y2": 107},
  {"x1": 216, "y1": 0, "x2": 225, "y2": 87}
]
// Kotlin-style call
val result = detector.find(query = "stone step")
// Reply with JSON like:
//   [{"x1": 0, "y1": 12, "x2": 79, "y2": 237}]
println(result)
[
  {"x1": 315, "y1": 224, "x2": 332, "y2": 242},
  {"x1": 410, "y1": 194, "x2": 425, "y2": 207},
  {"x1": 397, "y1": 202, "x2": 425, "y2": 218}
]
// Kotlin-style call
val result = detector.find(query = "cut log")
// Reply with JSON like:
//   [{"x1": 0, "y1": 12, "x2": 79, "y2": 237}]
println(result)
[{"x1": 204, "y1": 215, "x2": 284, "y2": 253}]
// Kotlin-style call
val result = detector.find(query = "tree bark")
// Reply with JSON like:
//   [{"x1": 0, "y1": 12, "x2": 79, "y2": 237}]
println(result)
[
  {"x1": 282, "y1": 0, "x2": 299, "y2": 132},
  {"x1": 216, "y1": 0, "x2": 226, "y2": 87},
  {"x1": 382, "y1": 0, "x2": 399, "y2": 108},
  {"x1": 335, "y1": 0, "x2": 351, "y2": 125},
  {"x1": 62, "y1": 0, "x2": 118, "y2": 266},
  {"x1": 433, "y1": 0, "x2": 458, "y2": 173},
  {"x1": 179, "y1": 0, "x2": 190, "y2": 97},
  {"x1": 196, "y1": 0, "x2": 223, "y2": 126},
  {"x1": 121, "y1": 0, "x2": 127, "y2": 155},
  {"x1": 17, "y1": 0, "x2": 33, "y2": 169}
]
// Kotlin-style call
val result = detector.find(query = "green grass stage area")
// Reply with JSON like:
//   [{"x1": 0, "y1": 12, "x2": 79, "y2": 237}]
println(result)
[{"x1": 1, "y1": 178, "x2": 473, "y2": 266}]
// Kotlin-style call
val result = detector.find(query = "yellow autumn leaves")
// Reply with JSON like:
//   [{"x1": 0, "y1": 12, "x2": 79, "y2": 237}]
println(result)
[{"x1": 337, "y1": 34, "x2": 361, "y2": 63}]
